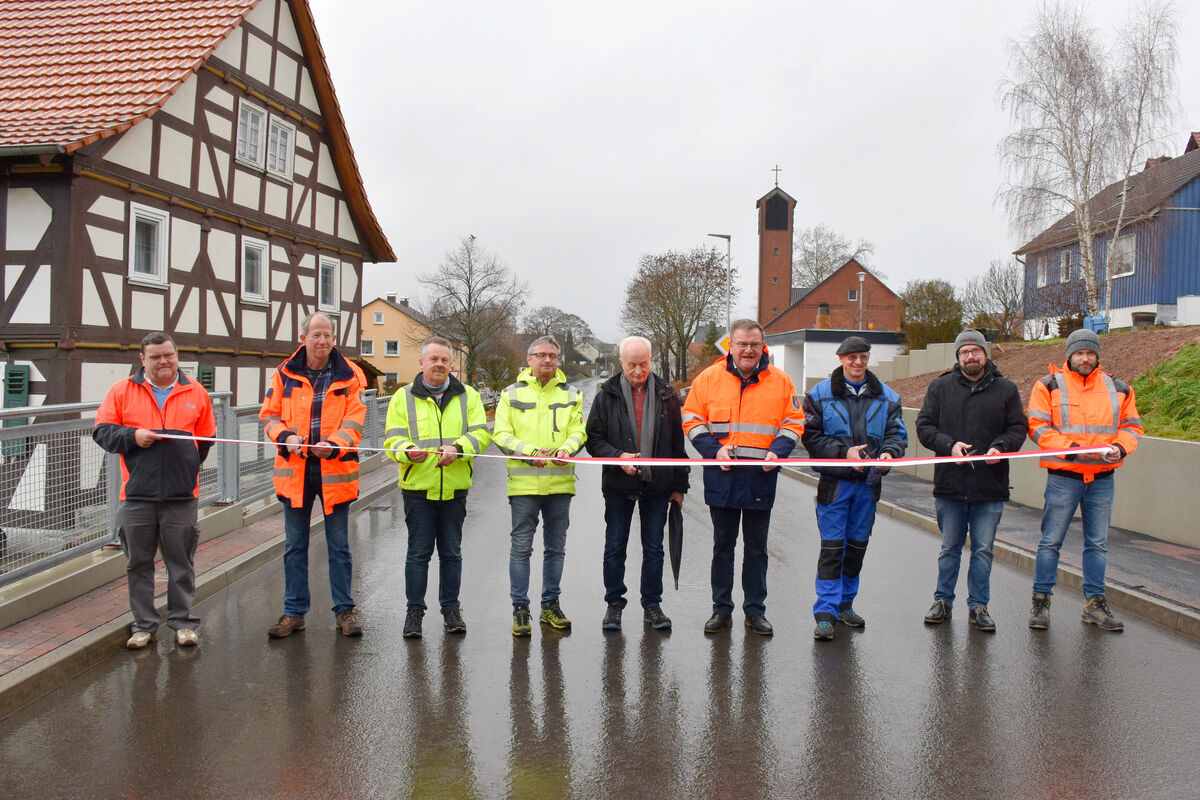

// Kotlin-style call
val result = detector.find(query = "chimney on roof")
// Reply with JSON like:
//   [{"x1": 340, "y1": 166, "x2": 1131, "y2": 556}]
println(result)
[
  {"x1": 399, "y1": 297, "x2": 409, "y2": 307},
  {"x1": 386, "y1": 292, "x2": 396, "y2": 303},
  {"x1": 1144, "y1": 155, "x2": 1171, "y2": 171}
]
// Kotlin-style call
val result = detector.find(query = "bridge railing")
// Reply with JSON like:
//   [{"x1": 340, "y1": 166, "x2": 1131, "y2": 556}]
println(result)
[{"x1": 0, "y1": 390, "x2": 387, "y2": 588}]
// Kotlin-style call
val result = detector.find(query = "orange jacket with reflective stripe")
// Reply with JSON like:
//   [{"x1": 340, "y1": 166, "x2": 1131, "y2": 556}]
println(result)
[
  {"x1": 1028, "y1": 362, "x2": 1142, "y2": 482},
  {"x1": 260, "y1": 346, "x2": 367, "y2": 513}
]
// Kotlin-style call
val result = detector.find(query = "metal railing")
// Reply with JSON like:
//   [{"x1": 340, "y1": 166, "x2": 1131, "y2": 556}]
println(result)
[{"x1": 0, "y1": 390, "x2": 387, "y2": 588}]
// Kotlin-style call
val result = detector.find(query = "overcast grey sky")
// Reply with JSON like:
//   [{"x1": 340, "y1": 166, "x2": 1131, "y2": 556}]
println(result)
[{"x1": 309, "y1": 0, "x2": 1200, "y2": 341}]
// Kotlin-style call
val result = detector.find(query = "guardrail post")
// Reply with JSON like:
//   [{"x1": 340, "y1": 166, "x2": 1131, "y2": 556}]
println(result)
[
  {"x1": 363, "y1": 389, "x2": 378, "y2": 448},
  {"x1": 217, "y1": 394, "x2": 239, "y2": 503}
]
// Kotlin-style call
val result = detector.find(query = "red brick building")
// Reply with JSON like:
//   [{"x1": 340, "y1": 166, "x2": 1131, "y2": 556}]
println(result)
[{"x1": 764, "y1": 258, "x2": 902, "y2": 334}]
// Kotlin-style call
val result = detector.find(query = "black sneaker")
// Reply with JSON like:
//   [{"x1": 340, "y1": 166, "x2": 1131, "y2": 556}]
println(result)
[
  {"x1": 745, "y1": 615, "x2": 774, "y2": 636},
  {"x1": 443, "y1": 608, "x2": 466, "y2": 634},
  {"x1": 968, "y1": 605, "x2": 996, "y2": 632},
  {"x1": 403, "y1": 609, "x2": 423, "y2": 639},
  {"x1": 704, "y1": 612, "x2": 732, "y2": 634},
  {"x1": 602, "y1": 603, "x2": 622, "y2": 631},
  {"x1": 1028, "y1": 593, "x2": 1051, "y2": 630},
  {"x1": 643, "y1": 604, "x2": 672, "y2": 630},
  {"x1": 924, "y1": 599, "x2": 952, "y2": 625},
  {"x1": 813, "y1": 620, "x2": 836, "y2": 641},
  {"x1": 838, "y1": 607, "x2": 865, "y2": 628}
]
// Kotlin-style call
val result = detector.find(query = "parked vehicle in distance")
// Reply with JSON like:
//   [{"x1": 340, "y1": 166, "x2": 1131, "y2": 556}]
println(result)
[
  {"x1": 475, "y1": 384, "x2": 497, "y2": 409},
  {"x1": 598, "y1": 370, "x2": 609, "y2": 378}
]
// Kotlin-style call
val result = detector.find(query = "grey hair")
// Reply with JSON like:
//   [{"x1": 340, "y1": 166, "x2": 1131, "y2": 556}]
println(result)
[
  {"x1": 729, "y1": 318, "x2": 764, "y2": 339},
  {"x1": 527, "y1": 335, "x2": 561, "y2": 355},
  {"x1": 420, "y1": 335, "x2": 453, "y2": 358},
  {"x1": 618, "y1": 335, "x2": 653, "y2": 360},
  {"x1": 139, "y1": 331, "x2": 177, "y2": 353},
  {"x1": 300, "y1": 311, "x2": 334, "y2": 336}
]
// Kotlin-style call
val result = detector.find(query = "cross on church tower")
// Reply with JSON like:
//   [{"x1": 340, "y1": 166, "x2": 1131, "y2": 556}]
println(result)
[{"x1": 772, "y1": 164, "x2": 782, "y2": 186}]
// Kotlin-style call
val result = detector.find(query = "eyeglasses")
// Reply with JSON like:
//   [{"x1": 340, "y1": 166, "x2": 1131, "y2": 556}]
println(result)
[
  {"x1": 731, "y1": 341, "x2": 763, "y2": 351},
  {"x1": 842, "y1": 354, "x2": 870, "y2": 363},
  {"x1": 529, "y1": 352, "x2": 559, "y2": 360},
  {"x1": 958, "y1": 347, "x2": 985, "y2": 358}
]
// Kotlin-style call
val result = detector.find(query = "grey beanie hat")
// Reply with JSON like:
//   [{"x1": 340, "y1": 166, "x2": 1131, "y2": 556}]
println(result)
[
  {"x1": 836, "y1": 335, "x2": 871, "y2": 356},
  {"x1": 1065, "y1": 328, "x2": 1101, "y2": 359},
  {"x1": 954, "y1": 329, "x2": 989, "y2": 358}
]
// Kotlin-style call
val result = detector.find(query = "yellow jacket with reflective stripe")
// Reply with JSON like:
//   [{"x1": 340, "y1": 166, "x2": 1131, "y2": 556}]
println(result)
[
  {"x1": 260, "y1": 346, "x2": 366, "y2": 513},
  {"x1": 383, "y1": 376, "x2": 492, "y2": 500},
  {"x1": 1028, "y1": 361, "x2": 1142, "y2": 482},
  {"x1": 492, "y1": 367, "x2": 586, "y2": 496}
]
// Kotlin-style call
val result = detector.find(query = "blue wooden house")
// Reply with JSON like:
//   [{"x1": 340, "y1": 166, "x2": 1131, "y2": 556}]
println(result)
[{"x1": 1016, "y1": 133, "x2": 1200, "y2": 337}]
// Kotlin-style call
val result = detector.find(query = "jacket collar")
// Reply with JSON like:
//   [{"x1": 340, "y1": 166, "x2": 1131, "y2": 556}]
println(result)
[
  {"x1": 601, "y1": 371, "x2": 671, "y2": 397},
  {"x1": 283, "y1": 344, "x2": 355, "y2": 383},
  {"x1": 724, "y1": 351, "x2": 770, "y2": 384},
  {"x1": 949, "y1": 360, "x2": 1000, "y2": 387},
  {"x1": 830, "y1": 365, "x2": 882, "y2": 397},
  {"x1": 517, "y1": 366, "x2": 566, "y2": 389},
  {"x1": 129, "y1": 366, "x2": 192, "y2": 388},
  {"x1": 408, "y1": 372, "x2": 465, "y2": 400}
]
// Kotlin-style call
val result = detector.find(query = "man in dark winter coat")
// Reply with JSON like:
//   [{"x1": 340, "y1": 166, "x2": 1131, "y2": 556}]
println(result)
[
  {"x1": 917, "y1": 329, "x2": 1027, "y2": 631},
  {"x1": 585, "y1": 336, "x2": 689, "y2": 631}
]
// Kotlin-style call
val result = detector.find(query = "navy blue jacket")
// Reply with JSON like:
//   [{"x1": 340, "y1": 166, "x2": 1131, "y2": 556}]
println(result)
[{"x1": 802, "y1": 367, "x2": 907, "y2": 482}]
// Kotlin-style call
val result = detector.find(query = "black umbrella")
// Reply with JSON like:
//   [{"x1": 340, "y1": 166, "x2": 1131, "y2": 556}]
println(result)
[{"x1": 669, "y1": 499, "x2": 683, "y2": 590}]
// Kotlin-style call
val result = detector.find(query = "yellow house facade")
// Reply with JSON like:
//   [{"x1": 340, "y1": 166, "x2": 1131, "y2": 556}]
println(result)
[{"x1": 360, "y1": 296, "x2": 466, "y2": 390}]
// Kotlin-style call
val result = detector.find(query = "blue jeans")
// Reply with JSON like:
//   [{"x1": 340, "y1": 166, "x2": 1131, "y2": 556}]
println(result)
[
  {"x1": 509, "y1": 494, "x2": 572, "y2": 608},
  {"x1": 281, "y1": 477, "x2": 354, "y2": 616},
  {"x1": 602, "y1": 493, "x2": 669, "y2": 608},
  {"x1": 813, "y1": 479, "x2": 877, "y2": 621},
  {"x1": 402, "y1": 493, "x2": 466, "y2": 614},
  {"x1": 1034, "y1": 471, "x2": 1115, "y2": 597},
  {"x1": 933, "y1": 497, "x2": 1004, "y2": 609},
  {"x1": 710, "y1": 506, "x2": 771, "y2": 616}
]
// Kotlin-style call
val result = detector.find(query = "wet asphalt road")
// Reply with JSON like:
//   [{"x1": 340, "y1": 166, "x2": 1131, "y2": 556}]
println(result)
[{"x1": 2, "y1": 381, "x2": 1200, "y2": 799}]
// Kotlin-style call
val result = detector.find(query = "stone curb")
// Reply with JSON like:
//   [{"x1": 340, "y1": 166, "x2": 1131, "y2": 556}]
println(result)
[
  {"x1": 0, "y1": 476, "x2": 397, "y2": 721},
  {"x1": 781, "y1": 467, "x2": 1200, "y2": 641}
]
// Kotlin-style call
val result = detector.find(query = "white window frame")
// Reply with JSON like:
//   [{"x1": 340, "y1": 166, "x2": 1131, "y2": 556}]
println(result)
[
  {"x1": 127, "y1": 202, "x2": 170, "y2": 286},
  {"x1": 236, "y1": 99, "x2": 267, "y2": 169},
  {"x1": 1036, "y1": 257, "x2": 1047, "y2": 288},
  {"x1": 373, "y1": 311, "x2": 384, "y2": 324},
  {"x1": 385, "y1": 340, "x2": 399, "y2": 357},
  {"x1": 266, "y1": 115, "x2": 296, "y2": 180},
  {"x1": 240, "y1": 235, "x2": 269, "y2": 303},
  {"x1": 317, "y1": 255, "x2": 339, "y2": 311},
  {"x1": 848, "y1": 288, "x2": 858, "y2": 302},
  {"x1": 1110, "y1": 233, "x2": 1136, "y2": 278},
  {"x1": 361, "y1": 339, "x2": 374, "y2": 356},
  {"x1": 384, "y1": 372, "x2": 399, "y2": 384},
  {"x1": 1059, "y1": 251, "x2": 1071, "y2": 284}
]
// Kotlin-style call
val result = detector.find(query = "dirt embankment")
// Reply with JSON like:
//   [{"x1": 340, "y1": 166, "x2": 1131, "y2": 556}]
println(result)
[{"x1": 887, "y1": 327, "x2": 1200, "y2": 408}]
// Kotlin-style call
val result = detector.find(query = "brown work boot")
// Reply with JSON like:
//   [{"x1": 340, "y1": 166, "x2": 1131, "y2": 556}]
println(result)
[
  {"x1": 267, "y1": 614, "x2": 306, "y2": 639},
  {"x1": 336, "y1": 609, "x2": 363, "y2": 637}
]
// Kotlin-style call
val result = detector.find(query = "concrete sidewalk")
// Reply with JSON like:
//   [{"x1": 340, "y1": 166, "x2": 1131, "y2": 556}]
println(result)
[
  {"x1": 784, "y1": 466, "x2": 1200, "y2": 639},
  {"x1": 0, "y1": 463, "x2": 398, "y2": 719}
]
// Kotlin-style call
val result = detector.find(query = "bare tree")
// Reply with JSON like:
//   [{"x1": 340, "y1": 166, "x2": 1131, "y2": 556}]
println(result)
[
  {"x1": 998, "y1": 0, "x2": 1178, "y2": 317},
  {"x1": 522, "y1": 306, "x2": 594, "y2": 360},
  {"x1": 792, "y1": 224, "x2": 876, "y2": 289},
  {"x1": 419, "y1": 235, "x2": 527, "y2": 381},
  {"x1": 620, "y1": 247, "x2": 735, "y2": 381},
  {"x1": 960, "y1": 259, "x2": 1025, "y2": 341}
]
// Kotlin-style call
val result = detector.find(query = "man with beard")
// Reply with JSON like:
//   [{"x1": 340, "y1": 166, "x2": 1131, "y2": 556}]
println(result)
[
  {"x1": 1026, "y1": 328, "x2": 1142, "y2": 632},
  {"x1": 917, "y1": 330, "x2": 1027, "y2": 632}
]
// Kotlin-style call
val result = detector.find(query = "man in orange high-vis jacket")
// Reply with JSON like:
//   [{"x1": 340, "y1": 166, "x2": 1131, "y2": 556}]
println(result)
[
  {"x1": 1027, "y1": 328, "x2": 1142, "y2": 633},
  {"x1": 93, "y1": 332, "x2": 216, "y2": 650},
  {"x1": 682, "y1": 318, "x2": 805, "y2": 637},
  {"x1": 260, "y1": 311, "x2": 367, "y2": 639}
]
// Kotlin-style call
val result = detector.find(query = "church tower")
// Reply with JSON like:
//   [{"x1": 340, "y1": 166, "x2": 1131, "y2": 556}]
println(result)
[{"x1": 756, "y1": 186, "x2": 795, "y2": 326}]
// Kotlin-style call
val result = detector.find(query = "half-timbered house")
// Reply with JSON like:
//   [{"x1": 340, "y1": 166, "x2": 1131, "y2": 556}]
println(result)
[{"x1": 0, "y1": 0, "x2": 395, "y2": 408}]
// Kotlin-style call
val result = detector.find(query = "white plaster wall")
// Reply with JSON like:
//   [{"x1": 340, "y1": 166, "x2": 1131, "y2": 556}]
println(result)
[
  {"x1": 276, "y1": 303, "x2": 292, "y2": 342},
  {"x1": 86, "y1": 225, "x2": 124, "y2": 261},
  {"x1": 159, "y1": 73, "x2": 196, "y2": 124},
  {"x1": 291, "y1": 188, "x2": 310, "y2": 226},
  {"x1": 316, "y1": 143, "x2": 338, "y2": 189},
  {"x1": 245, "y1": 0, "x2": 276, "y2": 35},
  {"x1": 244, "y1": 32, "x2": 273, "y2": 86},
  {"x1": 1109, "y1": 303, "x2": 1164, "y2": 328},
  {"x1": 314, "y1": 192, "x2": 335, "y2": 235},
  {"x1": 81, "y1": 362, "x2": 135, "y2": 403},
  {"x1": 271, "y1": 268, "x2": 289, "y2": 293},
  {"x1": 5, "y1": 188, "x2": 52, "y2": 250},
  {"x1": 211, "y1": 27, "x2": 243, "y2": 69},
  {"x1": 6, "y1": 264, "x2": 50, "y2": 324},
  {"x1": 214, "y1": 365, "x2": 231, "y2": 393},
  {"x1": 207, "y1": 293, "x2": 228, "y2": 337},
  {"x1": 1178, "y1": 296, "x2": 1200, "y2": 324},
  {"x1": 81, "y1": 271, "x2": 110, "y2": 326},
  {"x1": 340, "y1": 261, "x2": 357, "y2": 306},
  {"x1": 293, "y1": 153, "x2": 312, "y2": 181},
  {"x1": 171, "y1": 218, "x2": 201, "y2": 273},
  {"x1": 175, "y1": 286, "x2": 199, "y2": 334},
  {"x1": 204, "y1": 109, "x2": 232, "y2": 142},
  {"x1": 208, "y1": 229, "x2": 237, "y2": 282},
  {"x1": 342, "y1": 312, "x2": 357, "y2": 348},
  {"x1": 243, "y1": 307, "x2": 267, "y2": 340},
  {"x1": 87, "y1": 194, "x2": 124, "y2": 221},
  {"x1": 130, "y1": 289, "x2": 164, "y2": 330},
  {"x1": 298, "y1": 70, "x2": 318, "y2": 114},
  {"x1": 264, "y1": 180, "x2": 288, "y2": 219},
  {"x1": 277, "y1": 1, "x2": 302, "y2": 52},
  {"x1": 273, "y1": 52, "x2": 297, "y2": 99},
  {"x1": 103, "y1": 120, "x2": 153, "y2": 174},
  {"x1": 237, "y1": 366, "x2": 262, "y2": 405},
  {"x1": 232, "y1": 168, "x2": 262, "y2": 209},
  {"x1": 157, "y1": 125, "x2": 194, "y2": 187},
  {"x1": 337, "y1": 200, "x2": 358, "y2": 243}
]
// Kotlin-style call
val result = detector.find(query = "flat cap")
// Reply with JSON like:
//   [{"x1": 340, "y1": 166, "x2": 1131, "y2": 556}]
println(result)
[{"x1": 837, "y1": 336, "x2": 871, "y2": 356}]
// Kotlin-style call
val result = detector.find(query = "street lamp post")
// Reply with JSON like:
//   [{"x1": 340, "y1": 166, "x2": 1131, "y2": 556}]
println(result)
[
  {"x1": 857, "y1": 271, "x2": 867, "y2": 330},
  {"x1": 708, "y1": 233, "x2": 731, "y2": 330}
]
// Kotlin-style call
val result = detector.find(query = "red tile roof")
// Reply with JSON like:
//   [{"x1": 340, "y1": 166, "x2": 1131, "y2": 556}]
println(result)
[
  {"x1": 0, "y1": 0, "x2": 394, "y2": 262},
  {"x1": 0, "y1": 0, "x2": 258, "y2": 149}
]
